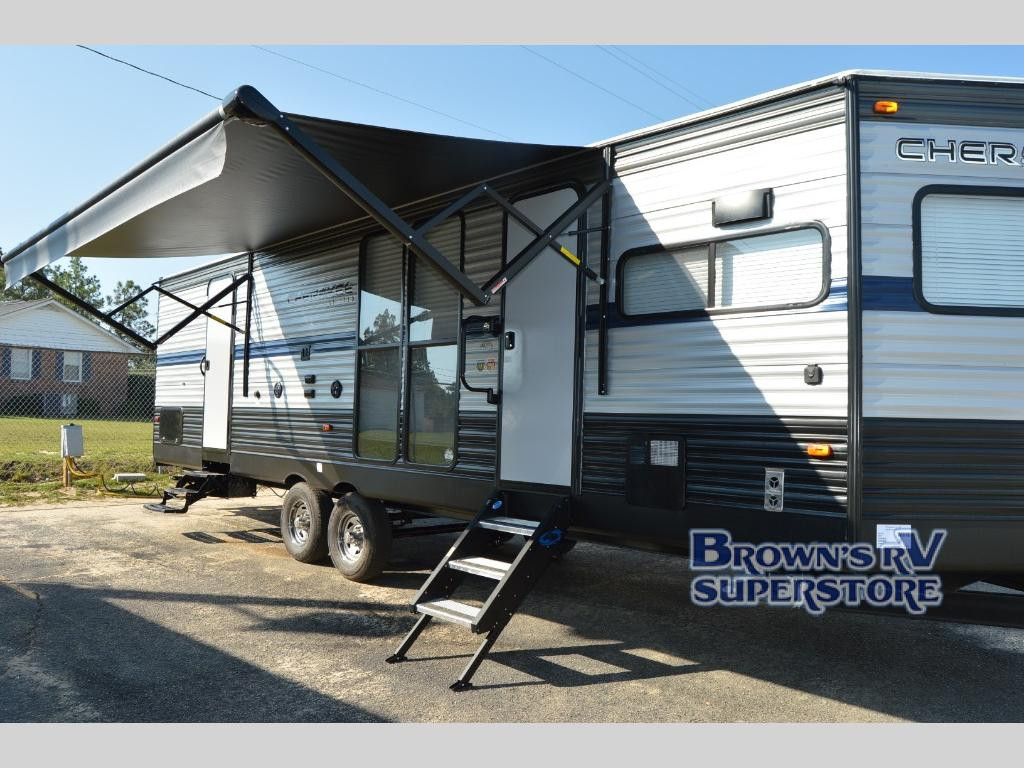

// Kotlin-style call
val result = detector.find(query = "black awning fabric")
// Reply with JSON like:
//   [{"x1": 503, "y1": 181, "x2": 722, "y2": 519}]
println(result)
[{"x1": 3, "y1": 100, "x2": 589, "y2": 287}]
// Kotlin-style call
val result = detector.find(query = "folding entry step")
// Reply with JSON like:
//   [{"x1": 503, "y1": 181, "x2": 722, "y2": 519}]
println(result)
[
  {"x1": 386, "y1": 492, "x2": 573, "y2": 691},
  {"x1": 144, "y1": 469, "x2": 255, "y2": 514}
]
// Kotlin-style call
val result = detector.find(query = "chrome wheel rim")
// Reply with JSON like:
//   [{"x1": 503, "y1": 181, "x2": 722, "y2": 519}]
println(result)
[
  {"x1": 338, "y1": 513, "x2": 365, "y2": 563},
  {"x1": 287, "y1": 499, "x2": 312, "y2": 546}
]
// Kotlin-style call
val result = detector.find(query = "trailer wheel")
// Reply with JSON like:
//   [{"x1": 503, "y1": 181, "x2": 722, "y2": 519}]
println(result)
[
  {"x1": 327, "y1": 493, "x2": 392, "y2": 583},
  {"x1": 280, "y1": 483, "x2": 332, "y2": 563}
]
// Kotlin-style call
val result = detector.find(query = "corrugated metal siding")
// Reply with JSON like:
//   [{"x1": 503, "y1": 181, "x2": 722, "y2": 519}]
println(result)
[
  {"x1": 228, "y1": 407, "x2": 492, "y2": 480},
  {"x1": 233, "y1": 244, "x2": 360, "y2": 413},
  {"x1": 231, "y1": 407, "x2": 354, "y2": 461},
  {"x1": 456, "y1": 411, "x2": 497, "y2": 478},
  {"x1": 583, "y1": 414, "x2": 848, "y2": 516},
  {"x1": 460, "y1": 206, "x2": 504, "y2": 412},
  {"x1": 588, "y1": 92, "x2": 849, "y2": 419},
  {"x1": 860, "y1": 120, "x2": 1024, "y2": 420},
  {"x1": 863, "y1": 310, "x2": 1024, "y2": 420},
  {"x1": 585, "y1": 311, "x2": 848, "y2": 416}
]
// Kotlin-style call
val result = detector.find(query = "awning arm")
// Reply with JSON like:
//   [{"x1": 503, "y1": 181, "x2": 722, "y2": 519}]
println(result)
[
  {"x1": 154, "y1": 273, "x2": 250, "y2": 346},
  {"x1": 152, "y1": 284, "x2": 245, "y2": 337},
  {"x1": 29, "y1": 273, "x2": 156, "y2": 351},
  {"x1": 480, "y1": 179, "x2": 610, "y2": 296},
  {"x1": 223, "y1": 86, "x2": 491, "y2": 307}
]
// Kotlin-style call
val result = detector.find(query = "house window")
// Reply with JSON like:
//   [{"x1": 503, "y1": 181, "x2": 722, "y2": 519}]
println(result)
[
  {"x1": 62, "y1": 351, "x2": 83, "y2": 383},
  {"x1": 618, "y1": 225, "x2": 828, "y2": 317},
  {"x1": 916, "y1": 188, "x2": 1024, "y2": 313},
  {"x1": 10, "y1": 348, "x2": 32, "y2": 380}
]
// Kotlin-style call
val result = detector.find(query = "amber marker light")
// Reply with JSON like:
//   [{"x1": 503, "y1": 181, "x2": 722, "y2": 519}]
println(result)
[
  {"x1": 874, "y1": 100, "x2": 899, "y2": 115},
  {"x1": 807, "y1": 443, "x2": 833, "y2": 459}
]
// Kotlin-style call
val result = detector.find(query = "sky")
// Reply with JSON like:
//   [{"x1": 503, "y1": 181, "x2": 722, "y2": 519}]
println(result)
[{"x1": 3, "y1": 44, "x2": 1024, "y2": 326}]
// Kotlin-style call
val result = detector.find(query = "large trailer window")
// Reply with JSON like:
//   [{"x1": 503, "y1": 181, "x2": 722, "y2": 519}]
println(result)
[
  {"x1": 915, "y1": 187, "x2": 1024, "y2": 314},
  {"x1": 617, "y1": 224, "x2": 829, "y2": 318},
  {"x1": 356, "y1": 218, "x2": 462, "y2": 465},
  {"x1": 407, "y1": 218, "x2": 461, "y2": 466},
  {"x1": 356, "y1": 236, "x2": 403, "y2": 460}
]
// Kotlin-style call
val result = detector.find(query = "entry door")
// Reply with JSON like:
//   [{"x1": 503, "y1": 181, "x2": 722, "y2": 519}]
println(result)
[
  {"x1": 499, "y1": 187, "x2": 581, "y2": 488},
  {"x1": 202, "y1": 276, "x2": 235, "y2": 452}
]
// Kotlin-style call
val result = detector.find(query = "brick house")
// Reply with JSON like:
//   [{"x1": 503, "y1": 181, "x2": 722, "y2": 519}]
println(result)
[{"x1": 0, "y1": 299, "x2": 144, "y2": 419}]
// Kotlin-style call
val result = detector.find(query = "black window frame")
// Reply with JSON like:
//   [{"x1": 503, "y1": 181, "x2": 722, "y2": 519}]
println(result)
[
  {"x1": 615, "y1": 221, "x2": 832, "y2": 321},
  {"x1": 353, "y1": 214, "x2": 465, "y2": 468},
  {"x1": 912, "y1": 184, "x2": 1024, "y2": 318}
]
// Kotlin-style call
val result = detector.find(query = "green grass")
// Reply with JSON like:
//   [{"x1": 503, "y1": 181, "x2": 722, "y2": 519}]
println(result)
[{"x1": 0, "y1": 417, "x2": 163, "y2": 506}]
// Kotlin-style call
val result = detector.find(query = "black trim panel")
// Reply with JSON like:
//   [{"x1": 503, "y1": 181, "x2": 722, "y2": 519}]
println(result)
[
  {"x1": 862, "y1": 417, "x2": 1024, "y2": 571},
  {"x1": 581, "y1": 413, "x2": 849, "y2": 547},
  {"x1": 858, "y1": 79, "x2": 1024, "y2": 128}
]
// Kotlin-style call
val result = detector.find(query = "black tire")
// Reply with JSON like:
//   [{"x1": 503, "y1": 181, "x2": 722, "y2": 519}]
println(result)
[
  {"x1": 327, "y1": 493, "x2": 392, "y2": 582},
  {"x1": 280, "y1": 483, "x2": 332, "y2": 563}
]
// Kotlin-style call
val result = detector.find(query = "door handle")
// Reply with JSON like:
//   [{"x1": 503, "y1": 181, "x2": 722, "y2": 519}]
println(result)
[
  {"x1": 199, "y1": 356, "x2": 209, "y2": 376},
  {"x1": 504, "y1": 331, "x2": 516, "y2": 350}
]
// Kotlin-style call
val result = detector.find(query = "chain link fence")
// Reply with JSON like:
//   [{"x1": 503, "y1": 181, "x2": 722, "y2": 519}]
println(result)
[{"x1": 0, "y1": 298, "x2": 157, "y2": 498}]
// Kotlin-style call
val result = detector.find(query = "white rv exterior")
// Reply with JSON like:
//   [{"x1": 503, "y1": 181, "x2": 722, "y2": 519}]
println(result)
[{"x1": 143, "y1": 71, "x2": 1024, "y2": 574}]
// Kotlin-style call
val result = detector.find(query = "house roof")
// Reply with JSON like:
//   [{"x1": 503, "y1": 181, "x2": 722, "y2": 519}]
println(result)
[
  {"x1": 0, "y1": 299, "x2": 141, "y2": 353},
  {"x1": 0, "y1": 299, "x2": 48, "y2": 318}
]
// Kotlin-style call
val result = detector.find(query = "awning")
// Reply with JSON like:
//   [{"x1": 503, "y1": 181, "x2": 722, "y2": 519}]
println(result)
[{"x1": 3, "y1": 85, "x2": 594, "y2": 296}]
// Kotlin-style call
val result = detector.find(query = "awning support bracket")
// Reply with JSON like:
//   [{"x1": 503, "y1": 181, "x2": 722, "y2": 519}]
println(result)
[
  {"x1": 29, "y1": 273, "x2": 157, "y2": 352},
  {"x1": 478, "y1": 179, "x2": 609, "y2": 296}
]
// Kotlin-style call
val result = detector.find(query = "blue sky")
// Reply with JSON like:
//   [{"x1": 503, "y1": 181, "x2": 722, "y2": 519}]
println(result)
[{"x1": 3, "y1": 44, "x2": 1024, "y2": 320}]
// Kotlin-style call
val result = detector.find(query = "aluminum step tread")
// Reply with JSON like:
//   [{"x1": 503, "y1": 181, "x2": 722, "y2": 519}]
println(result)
[
  {"x1": 164, "y1": 487, "x2": 203, "y2": 497},
  {"x1": 478, "y1": 516, "x2": 539, "y2": 536},
  {"x1": 448, "y1": 556, "x2": 512, "y2": 580},
  {"x1": 143, "y1": 503, "x2": 187, "y2": 514},
  {"x1": 416, "y1": 599, "x2": 480, "y2": 627}
]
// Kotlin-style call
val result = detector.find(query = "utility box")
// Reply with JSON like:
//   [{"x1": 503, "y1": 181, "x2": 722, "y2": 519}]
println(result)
[{"x1": 61, "y1": 423, "x2": 84, "y2": 458}]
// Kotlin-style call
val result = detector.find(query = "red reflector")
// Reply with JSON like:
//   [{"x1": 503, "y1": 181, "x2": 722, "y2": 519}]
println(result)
[{"x1": 322, "y1": 424, "x2": 333, "y2": 432}]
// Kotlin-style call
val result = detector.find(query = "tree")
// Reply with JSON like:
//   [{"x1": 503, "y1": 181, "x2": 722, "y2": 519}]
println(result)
[
  {"x1": 106, "y1": 279, "x2": 155, "y2": 340},
  {"x1": 1, "y1": 255, "x2": 104, "y2": 307}
]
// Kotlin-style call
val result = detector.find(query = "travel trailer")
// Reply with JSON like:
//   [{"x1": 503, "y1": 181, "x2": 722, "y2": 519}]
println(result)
[{"x1": 6, "y1": 70, "x2": 1024, "y2": 688}]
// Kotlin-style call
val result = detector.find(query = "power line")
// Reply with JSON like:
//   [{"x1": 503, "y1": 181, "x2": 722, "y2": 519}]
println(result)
[
  {"x1": 609, "y1": 46, "x2": 714, "y2": 109},
  {"x1": 252, "y1": 46, "x2": 513, "y2": 140},
  {"x1": 598, "y1": 45, "x2": 706, "y2": 112},
  {"x1": 520, "y1": 46, "x2": 665, "y2": 122},
  {"x1": 76, "y1": 45, "x2": 220, "y2": 101}
]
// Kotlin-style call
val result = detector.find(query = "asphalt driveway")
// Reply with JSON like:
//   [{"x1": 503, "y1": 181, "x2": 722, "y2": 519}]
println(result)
[{"x1": 1, "y1": 493, "x2": 1022, "y2": 722}]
